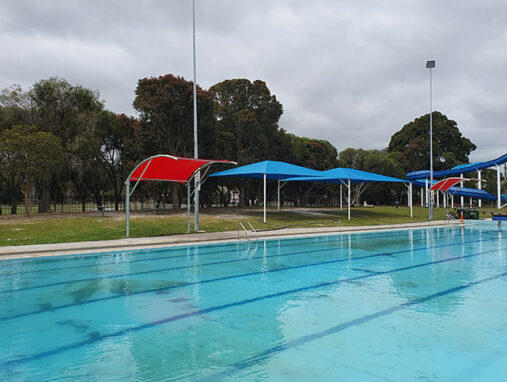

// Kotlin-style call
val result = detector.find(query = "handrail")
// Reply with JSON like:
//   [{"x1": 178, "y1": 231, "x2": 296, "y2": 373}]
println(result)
[
  {"x1": 238, "y1": 222, "x2": 249, "y2": 239},
  {"x1": 247, "y1": 221, "x2": 259, "y2": 241}
]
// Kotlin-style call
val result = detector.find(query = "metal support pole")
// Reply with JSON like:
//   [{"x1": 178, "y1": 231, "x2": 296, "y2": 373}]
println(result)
[
  {"x1": 477, "y1": 170, "x2": 482, "y2": 208},
  {"x1": 429, "y1": 64, "x2": 434, "y2": 221},
  {"x1": 347, "y1": 179, "x2": 351, "y2": 221},
  {"x1": 277, "y1": 179, "x2": 280, "y2": 210},
  {"x1": 436, "y1": 190, "x2": 440, "y2": 207},
  {"x1": 409, "y1": 182, "x2": 413, "y2": 218},
  {"x1": 126, "y1": 182, "x2": 130, "y2": 237},
  {"x1": 187, "y1": 183, "x2": 191, "y2": 233},
  {"x1": 192, "y1": 0, "x2": 199, "y2": 231},
  {"x1": 425, "y1": 179, "x2": 428, "y2": 207},
  {"x1": 340, "y1": 183, "x2": 343, "y2": 210},
  {"x1": 498, "y1": 165, "x2": 501, "y2": 209},
  {"x1": 460, "y1": 173, "x2": 464, "y2": 207},
  {"x1": 451, "y1": 194, "x2": 454, "y2": 208},
  {"x1": 263, "y1": 173, "x2": 267, "y2": 223},
  {"x1": 421, "y1": 187, "x2": 423, "y2": 207}
]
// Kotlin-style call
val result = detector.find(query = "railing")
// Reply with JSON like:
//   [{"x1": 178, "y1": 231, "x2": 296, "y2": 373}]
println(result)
[{"x1": 237, "y1": 221, "x2": 259, "y2": 241}]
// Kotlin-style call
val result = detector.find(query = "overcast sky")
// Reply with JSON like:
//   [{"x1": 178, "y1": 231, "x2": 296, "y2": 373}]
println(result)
[{"x1": 1, "y1": 0, "x2": 506, "y2": 162}]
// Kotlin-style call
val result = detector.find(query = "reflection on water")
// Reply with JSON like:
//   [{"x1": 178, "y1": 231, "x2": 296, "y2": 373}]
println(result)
[{"x1": 0, "y1": 223, "x2": 505, "y2": 381}]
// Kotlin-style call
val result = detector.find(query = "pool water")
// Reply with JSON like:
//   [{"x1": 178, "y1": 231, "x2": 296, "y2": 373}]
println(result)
[{"x1": 0, "y1": 223, "x2": 506, "y2": 381}]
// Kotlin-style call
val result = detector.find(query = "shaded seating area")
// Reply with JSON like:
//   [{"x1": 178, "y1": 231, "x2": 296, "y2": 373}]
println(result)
[
  {"x1": 209, "y1": 160, "x2": 323, "y2": 223},
  {"x1": 211, "y1": 161, "x2": 409, "y2": 222},
  {"x1": 125, "y1": 154, "x2": 235, "y2": 236},
  {"x1": 285, "y1": 168, "x2": 409, "y2": 220}
]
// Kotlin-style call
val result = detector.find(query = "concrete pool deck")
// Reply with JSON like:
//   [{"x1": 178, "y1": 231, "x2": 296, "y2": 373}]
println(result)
[{"x1": 0, "y1": 220, "x2": 463, "y2": 260}]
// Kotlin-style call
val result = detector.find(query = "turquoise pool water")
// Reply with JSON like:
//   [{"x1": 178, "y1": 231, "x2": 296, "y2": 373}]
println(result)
[{"x1": 0, "y1": 223, "x2": 506, "y2": 381}]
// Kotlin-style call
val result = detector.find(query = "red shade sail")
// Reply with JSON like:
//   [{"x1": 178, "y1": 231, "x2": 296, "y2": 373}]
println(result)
[
  {"x1": 127, "y1": 155, "x2": 235, "y2": 184},
  {"x1": 430, "y1": 177, "x2": 483, "y2": 192}
]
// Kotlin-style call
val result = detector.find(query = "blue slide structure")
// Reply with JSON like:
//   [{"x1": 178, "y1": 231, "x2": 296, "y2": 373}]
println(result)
[{"x1": 406, "y1": 152, "x2": 507, "y2": 207}]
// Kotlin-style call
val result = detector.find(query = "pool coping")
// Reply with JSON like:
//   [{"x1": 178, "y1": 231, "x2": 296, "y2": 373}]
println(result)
[{"x1": 0, "y1": 220, "x2": 464, "y2": 260}]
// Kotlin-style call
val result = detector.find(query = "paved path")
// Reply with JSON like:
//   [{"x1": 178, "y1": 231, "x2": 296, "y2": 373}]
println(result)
[{"x1": 0, "y1": 220, "x2": 462, "y2": 260}]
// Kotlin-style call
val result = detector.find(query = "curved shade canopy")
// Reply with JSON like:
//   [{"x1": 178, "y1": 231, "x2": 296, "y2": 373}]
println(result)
[
  {"x1": 128, "y1": 155, "x2": 235, "y2": 184},
  {"x1": 431, "y1": 177, "x2": 467, "y2": 191}
]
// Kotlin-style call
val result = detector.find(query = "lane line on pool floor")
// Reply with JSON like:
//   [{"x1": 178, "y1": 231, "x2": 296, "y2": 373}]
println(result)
[
  {"x1": 0, "y1": 228, "x2": 438, "y2": 276},
  {"x1": 0, "y1": 235, "x2": 499, "y2": 320},
  {"x1": 0, "y1": 251, "x2": 393, "y2": 322},
  {"x1": 0, "y1": 233, "x2": 494, "y2": 294},
  {"x1": 207, "y1": 270, "x2": 507, "y2": 380},
  {"x1": 2, "y1": 244, "x2": 504, "y2": 368}
]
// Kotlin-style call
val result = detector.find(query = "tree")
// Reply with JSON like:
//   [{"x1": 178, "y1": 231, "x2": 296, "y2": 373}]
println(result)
[
  {"x1": 0, "y1": 86, "x2": 37, "y2": 213},
  {"x1": 210, "y1": 79, "x2": 284, "y2": 206},
  {"x1": 133, "y1": 74, "x2": 215, "y2": 210},
  {"x1": 210, "y1": 79, "x2": 283, "y2": 164},
  {"x1": 30, "y1": 78, "x2": 104, "y2": 212},
  {"x1": 338, "y1": 148, "x2": 404, "y2": 206},
  {"x1": 0, "y1": 125, "x2": 63, "y2": 217},
  {"x1": 94, "y1": 112, "x2": 140, "y2": 210},
  {"x1": 387, "y1": 112, "x2": 476, "y2": 173}
]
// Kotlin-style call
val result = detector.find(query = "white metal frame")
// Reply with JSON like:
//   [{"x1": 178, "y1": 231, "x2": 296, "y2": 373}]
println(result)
[{"x1": 125, "y1": 155, "x2": 236, "y2": 237}]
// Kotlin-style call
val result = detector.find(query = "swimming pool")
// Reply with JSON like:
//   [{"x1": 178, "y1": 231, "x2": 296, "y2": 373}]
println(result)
[{"x1": 0, "y1": 223, "x2": 506, "y2": 381}]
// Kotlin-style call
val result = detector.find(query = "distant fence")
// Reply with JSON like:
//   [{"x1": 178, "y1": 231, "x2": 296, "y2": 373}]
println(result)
[{"x1": 0, "y1": 196, "x2": 304, "y2": 216}]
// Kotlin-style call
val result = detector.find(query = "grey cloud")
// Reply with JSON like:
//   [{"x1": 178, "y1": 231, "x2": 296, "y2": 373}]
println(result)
[{"x1": 1, "y1": 0, "x2": 505, "y2": 163}]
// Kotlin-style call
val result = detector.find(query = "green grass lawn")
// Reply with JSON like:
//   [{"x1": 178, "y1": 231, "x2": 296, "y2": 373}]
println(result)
[{"x1": 0, "y1": 205, "x2": 501, "y2": 247}]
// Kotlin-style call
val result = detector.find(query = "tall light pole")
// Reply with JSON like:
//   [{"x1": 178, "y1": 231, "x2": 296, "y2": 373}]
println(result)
[
  {"x1": 192, "y1": 0, "x2": 199, "y2": 231},
  {"x1": 426, "y1": 60, "x2": 435, "y2": 221}
]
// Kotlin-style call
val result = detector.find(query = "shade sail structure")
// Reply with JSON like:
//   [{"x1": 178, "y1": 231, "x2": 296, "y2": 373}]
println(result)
[
  {"x1": 414, "y1": 179, "x2": 507, "y2": 202},
  {"x1": 285, "y1": 168, "x2": 409, "y2": 220},
  {"x1": 431, "y1": 178, "x2": 467, "y2": 191},
  {"x1": 284, "y1": 168, "x2": 407, "y2": 184},
  {"x1": 210, "y1": 160, "x2": 324, "y2": 222},
  {"x1": 128, "y1": 155, "x2": 234, "y2": 184},
  {"x1": 209, "y1": 160, "x2": 323, "y2": 180},
  {"x1": 407, "y1": 152, "x2": 507, "y2": 210},
  {"x1": 125, "y1": 155, "x2": 236, "y2": 237}
]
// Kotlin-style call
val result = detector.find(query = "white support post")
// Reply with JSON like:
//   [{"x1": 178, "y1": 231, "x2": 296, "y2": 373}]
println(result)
[
  {"x1": 277, "y1": 179, "x2": 280, "y2": 211},
  {"x1": 347, "y1": 179, "x2": 351, "y2": 221},
  {"x1": 425, "y1": 179, "x2": 428, "y2": 207},
  {"x1": 420, "y1": 187, "x2": 424, "y2": 207},
  {"x1": 340, "y1": 183, "x2": 343, "y2": 210},
  {"x1": 497, "y1": 165, "x2": 501, "y2": 209},
  {"x1": 478, "y1": 170, "x2": 482, "y2": 208},
  {"x1": 451, "y1": 194, "x2": 454, "y2": 208},
  {"x1": 187, "y1": 183, "x2": 191, "y2": 233},
  {"x1": 469, "y1": 197, "x2": 472, "y2": 207},
  {"x1": 126, "y1": 182, "x2": 130, "y2": 238},
  {"x1": 263, "y1": 173, "x2": 267, "y2": 223},
  {"x1": 436, "y1": 190, "x2": 440, "y2": 207},
  {"x1": 409, "y1": 182, "x2": 413, "y2": 218},
  {"x1": 460, "y1": 173, "x2": 464, "y2": 207}
]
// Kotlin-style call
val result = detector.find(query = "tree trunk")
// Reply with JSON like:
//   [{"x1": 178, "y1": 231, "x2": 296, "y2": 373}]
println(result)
[
  {"x1": 22, "y1": 179, "x2": 30, "y2": 218},
  {"x1": 38, "y1": 181, "x2": 51, "y2": 213},
  {"x1": 239, "y1": 186, "x2": 247, "y2": 207},
  {"x1": 94, "y1": 193, "x2": 103, "y2": 207},
  {"x1": 172, "y1": 183, "x2": 180, "y2": 211},
  {"x1": 114, "y1": 184, "x2": 122, "y2": 211},
  {"x1": 10, "y1": 201, "x2": 17, "y2": 215},
  {"x1": 81, "y1": 194, "x2": 86, "y2": 212}
]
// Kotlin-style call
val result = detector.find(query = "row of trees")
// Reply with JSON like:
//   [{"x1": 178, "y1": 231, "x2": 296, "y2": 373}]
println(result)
[{"x1": 0, "y1": 75, "x2": 484, "y2": 217}]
